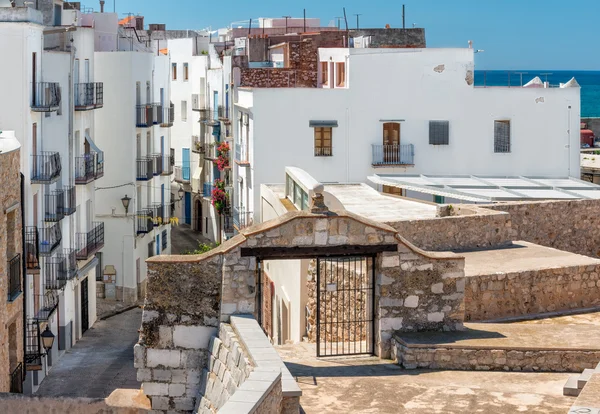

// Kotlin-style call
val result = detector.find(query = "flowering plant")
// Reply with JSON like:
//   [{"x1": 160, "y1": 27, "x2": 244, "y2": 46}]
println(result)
[
  {"x1": 211, "y1": 178, "x2": 229, "y2": 214},
  {"x1": 215, "y1": 142, "x2": 230, "y2": 171}
]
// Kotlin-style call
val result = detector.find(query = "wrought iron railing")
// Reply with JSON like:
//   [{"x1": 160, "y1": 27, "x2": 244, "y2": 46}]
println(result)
[
  {"x1": 162, "y1": 229, "x2": 167, "y2": 250},
  {"x1": 203, "y1": 183, "x2": 214, "y2": 198},
  {"x1": 174, "y1": 165, "x2": 190, "y2": 183},
  {"x1": 136, "y1": 209, "x2": 154, "y2": 235},
  {"x1": 223, "y1": 214, "x2": 234, "y2": 234},
  {"x1": 31, "y1": 152, "x2": 61, "y2": 184},
  {"x1": 39, "y1": 223, "x2": 62, "y2": 257},
  {"x1": 8, "y1": 254, "x2": 21, "y2": 301},
  {"x1": 63, "y1": 186, "x2": 76, "y2": 216},
  {"x1": 371, "y1": 144, "x2": 415, "y2": 166},
  {"x1": 162, "y1": 154, "x2": 174, "y2": 176},
  {"x1": 136, "y1": 157, "x2": 154, "y2": 181},
  {"x1": 25, "y1": 320, "x2": 42, "y2": 368},
  {"x1": 95, "y1": 82, "x2": 104, "y2": 108},
  {"x1": 151, "y1": 154, "x2": 163, "y2": 176},
  {"x1": 31, "y1": 82, "x2": 61, "y2": 112},
  {"x1": 136, "y1": 104, "x2": 154, "y2": 127},
  {"x1": 33, "y1": 291, "x2": 59, "y2": 321},
  {"x1": 154, "y1": 103, "x2": 163, "y2": 125},
  {"x1": 150, "y1": 204, "x2": 164, "y2": 227},
  {"x1": 45, "y1": 254, "x2": 68, "y2": 290},
  {"x1": 218, "y1": 105, "x2": 229, "y2": 120},
  {"x1": 62, "y1": 248, "x2": 78, "y2": 280},
  {"x1": 76, "y1": 222, "x2": 104, "y2": 261},
  {"x1": 192, "y1": 135, "x2": 205, "y2": 154},
  {"x1": 44, "y1": 189, "x2": 65, "y2": 222},
  {"x1": 25, "y1": 227, "x2": 40, "y2": 270},
  {"x1": 314, "y1": 147, "x2": 332, "y2": 157},
  {"x1": 233, "y1": 206, "x2": 254, "y2": 231},
  {"x1": 75, "y1": 152, "x2": 104, "y2": 184},
  {"x1": 10, "y1": 363, "x2": 23, "y2": 393},
  {"x1": 160, "y1": 103, "x2": 174, "y2": 127}
]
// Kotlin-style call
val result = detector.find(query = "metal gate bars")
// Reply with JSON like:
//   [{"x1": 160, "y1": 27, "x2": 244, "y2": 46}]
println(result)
[{"x1": 316, "y1": 255, "x2": 375, "y2": 357}]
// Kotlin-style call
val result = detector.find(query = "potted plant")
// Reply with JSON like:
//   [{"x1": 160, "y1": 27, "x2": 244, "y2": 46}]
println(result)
[
  {"x1": 215, "y1": 142, "x2": 230, "y2": 171},
  {"x1": 211, "y1": 179, "x2": 229, "y2": 214}
]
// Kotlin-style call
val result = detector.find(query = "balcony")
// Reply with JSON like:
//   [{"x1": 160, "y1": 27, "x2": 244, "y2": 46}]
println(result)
[
  {"x1": 199, "y1": 109, "x2": 219, "y2": 126},
  {"x1": 45, "y1": 254, "x2": 67, "y2": 290},
  {"x1": 75, "y1": 152, "x2": 104, "y2": 184},
  {"x1": 76, "y1": 222, "x2": 104, "y2": 261},
  {"x1": 10, "y1": 363, "x2": 23, "y2": 394},
  {"x1": 25, "y1": 227, "x2": 40, "y2": 272},
  {"x1": 136, "y1": 157, "x2": 154, "y2": 181},
  {"x1": 151, "y1": 154, "x2": 163, "y2": 176},
  {"x1": 162, "y1": 150, "x2": 174, "y2": 176},
  {"x1": 150, "y1": 204, "x2": 165, "y2": 227},
  {"x1": 39, "y1": 223, "x2": 61, "y2": 257},
  {"x1": 192, "y1": 135, "x2": 205, "y2": 154},
  {"x1": 233, "y1": 206, "x2": 254, "y2": 231},
  {"x1": 31, "y1": 82, "x2": 61, "y2": 112},
  {"x1": 61, "y1": 248, "x2": 78, "y2": 280},
  {"x1": 153, "y1": 103, "x2": 162, "y2": 125},
  {"x1": 202, "y1": 183, "x2": 214, "y2": 198},
  {"x1": 371, "y1": 144, "x2": 415, "y2": 166},
  {"x1": 33, "y1": 291, "x2": 59, "y2": 321},
  {"x1": 160, "y1": 103, "x2": 174, "y2": 127},
  {"x1": 8, "y1": 254, "x2": 21, "y2": 301},
  {"x1": 74, "y1": 82, "x2": 103, "y2": 110},
  {"x1": 136, "y1": 209, "x2": 154, "y2": 235},
  {"x1": 223, "y1": 214, "x2": 234, "y2": 234},
  {"x1": 25, "y1": 320, "x2": 42, "y2": 370},
  {"x1": 218, "y1": 105, "x2": 230, "y2": 122},
  {"x1": 136, "y1": 104, "x2": 154, "y2": 127},
  {"x1": 235, "y1": 143, "x2": 250, "y2": 167},
  {"x1": 31, "y1": 152, "x2": 61, "y2": 184},
  {"x1": 44, "y1": 190, "x2": 65, "y2": 222},
  {"x1": 63, "y1": 186, "x2": 76, "y2": 216},
  {"x1": 174, "y1": 165, "x2": 190, "y2": 183}
]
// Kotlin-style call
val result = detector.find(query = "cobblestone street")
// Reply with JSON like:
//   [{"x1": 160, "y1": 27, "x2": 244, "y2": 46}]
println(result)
[
  {"x1": 35, "y1": 308, "x2": 142, "y2": 398},
  {"x1": 171, "y1": 223, "x2": 212, "y2": 254}
]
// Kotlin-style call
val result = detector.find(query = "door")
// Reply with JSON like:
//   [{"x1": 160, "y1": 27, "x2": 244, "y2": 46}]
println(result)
[
  {"x1": 182, "y1": 148, "x2": 190, "y2": 181},
  {"x1": 136, "y1": 82, "x2": 141, "y2": 105},
  {"x1": 316, "y1": 256, "x2": 375, "y2": 357},
  {"x1": 225, "y1": 84, "x2": 229, "y2": 118},
  {"x1": 383, "y1": 122, "x2": 400, "y2": 163},
  {"x1": 184, "y1": 192, "x2": 191, "y2": 225},
  {"x1": 136, "y1": 258, "x2": 140, "y2": 286},
  {"x1": 213, "y1": 91, "x2": 219, "y2": 120},
  {"x1": 156, "y1": 235, "x2": 160, "y2": 255},
  {"x1": 136, "y1": 134, "x2": 142, "y2": 159},
  {"x1": 195, "y1": 200, "x2": 202, "y2": 232},
  {"x1": 84, "y1": 59, "x2": 90, "y2": 83},
  {"x1": 80, "y1": 278, "x2": 89, "y2": 334},
  {"x1": 32, "y1": 123, "x2": 37, "y2": 176}
]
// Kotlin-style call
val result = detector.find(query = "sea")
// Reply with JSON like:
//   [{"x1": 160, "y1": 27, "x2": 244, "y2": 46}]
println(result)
[{"x1": 474, "y1": 70, "x2": 600, "y2": 118}]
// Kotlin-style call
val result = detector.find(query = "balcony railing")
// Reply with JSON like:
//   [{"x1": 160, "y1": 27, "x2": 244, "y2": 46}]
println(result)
[
  {"x1": 136, "y1": 209, "x2": 154, "y2": 235},
  {"x1": 31, "y1": 82, "x2": 61, "y2": 112},
  {"x1": 160, "y1": 103, "x2": 174, "y2": 127},
  {"x1": 74, "y1": 82, "x2": 103, "y2": 110},
  {"x1": 218, "y1": 105, "x2": 229, "y2": 120},
  {"x1": 174, "y1": 165, "x2": 190, "y2": 183},
  {"x1": 25, "y1": 320, "x2": 42, "y2": 369},
  {"x1": 371, "y1": 144, "x2": 415, "y2": 166},
  {"x1": 44, "y1": 189, "x2": 65, "y2": 222},
  {"x1": 223, "y1": 214, "x2": 234, "y2": 234},
  {"x1": 8, "y1": 254, "x2": 21, "y2": 301},
  {"x1": 136, "y1": 157, "x2": 154, "y2": 181},
  {"x1": 61, "y1": 248, "x2": 78, "y2": 280},
  {"x1": 45, "y1": 254, "x2": 67, "y2": 290},
  {"x1": 233, "y1": 206, "x2": 254, "y2": 231},
  {"x1": 25, "y1": 227, "x2": 40, "y2": 271},
  {"x1": 235, "y1": 143, "x2": 250, "y2": 166},
  {"x1": 33, "y1": 291, "x2": 59, "y2": 321},
  {"x1": 192, "y1": 135, "x2": 205, "y2": 154},
  {"x1": 136, "y1": 104, "x2": 154, "y2": 127},
  {"x1": 39, "y1": 223, "x2": 62, "y2": 257},
  {"x1": 76, "y1": 222, "x2": 105, "y2": 261},
  {"x1": 151, "y1": 204, "x2": 165, "y2": 227},
  {"x1": 31, "y1": 152, "x2": 61, "y2": 184},
  {"x1": 75, "y1": 152, "x2": 104, "y2": 184},
  {"x1": 153, "y1": 103, "x2": 163, "y2": 125},
  {"x1": 151, "y1": 154, "x2": 163, "y2": 176},
  {"x1": 10, "y1": 363, "x2": 23, "y2": 394},
  {"x1": 63, "y1": 186, "x2": 76, "y2": 216},
  {"x1": 162, "y1": 153, "x2": 174, "y2": 176},
  {"x1": 203, "y1": 183, "x2": 214, "y2": 198}
]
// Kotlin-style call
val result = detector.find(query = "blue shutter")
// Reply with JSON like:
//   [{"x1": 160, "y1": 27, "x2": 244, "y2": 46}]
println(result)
[{"x1": 182, "y1": 148, "x2": 190, "y2": 180}]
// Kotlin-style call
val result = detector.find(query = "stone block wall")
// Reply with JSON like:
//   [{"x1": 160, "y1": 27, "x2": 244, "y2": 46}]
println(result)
[
  {"x1": 350, "y1": 28, "x2": 426, "y2": 48},
  {"x1": 240, "y1": 68, "x2": 316, "y2": 88},
  {"x1": 464, "y1": 263, "x2": 600, "y2": 321},
  {"x1": 481, "y1": 199, "x2": 600, "y2": 258}
]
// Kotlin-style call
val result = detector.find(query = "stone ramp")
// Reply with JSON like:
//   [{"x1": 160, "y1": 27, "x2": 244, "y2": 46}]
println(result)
[
  {"x1": 392, "y1": 322, "x2": 600, "y2": 372},
  {"x1": 563, "y1": 362, "x2": 600, "y2": 397}
]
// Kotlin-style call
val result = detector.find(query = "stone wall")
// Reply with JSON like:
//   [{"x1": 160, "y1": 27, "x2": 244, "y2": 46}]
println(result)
[
  {"x1": 0, "y1": 149, "x2": 23, "y2": 393},
  {"x1": 481, "y1": 199, "x2": 600, "y2": 258},
  {"x1": 392, "y1": 338, "x2": 600, "y2": 372},
  {"x1": 389, "y1": 207, "x2": 512, "y2": 252},
  {"x1": 350, "y1": 28, "x2": 426, "y2": 48},
  {"x1": 240, "y1": 68, "x2": 316, "y2": 88},
  {"x1": 0, "y1": 393, "x2": 148, "y2": 414},
  {"x1": 464, "y1": 263, "x2": 600, "y2": 322}
]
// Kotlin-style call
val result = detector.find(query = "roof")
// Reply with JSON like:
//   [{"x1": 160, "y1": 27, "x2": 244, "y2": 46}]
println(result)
[
  {"x1": 159, "y1": 48, "x2": 168, "y2": 55},
  {"x1": 369, "y1": 174, "x2": 600, "y2": 202},
  {"x1": 118, "y1": 16, "x2": 135, "y2": 26}
]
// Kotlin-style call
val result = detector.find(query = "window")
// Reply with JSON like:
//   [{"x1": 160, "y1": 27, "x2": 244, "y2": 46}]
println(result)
[
  {"x1": 429, "y1": 121, "x2": 449, "y2": 145},
  {"x1": 336, "y1": 62, "x2": 345, "y2": 87},
  {"x1": 181, "y1": 100, "x2": 187, "y2": 122},
  {"x1": 314, "y1": 127, "x2": 332, "y2": 156},
  {"x1": 183, "y1": 63, "x2": 189, "y2": 81},
  {"x1": 285, "y1": 174, "x2": 309, "y2": 211},
  {"x1": 172, "y1": 63, "x2": 177, "y2": 80},
  {"x1": 148, "y1": 241, "x2": 155, "y2": 258},
  {"x1": 162, "y1": 230, "x2": 168, "y2": 250},
  {"x1": 494, "y1": 120, "x2": 511, "y2": 153},
  {"x1": 383, "y1": 185, "x2": 405, "y2": 197},
  {"x1": 320, "y1": 62, "x2": 328, "y2": 85},
  {"x1": 433, "y1": 195, "x2": 446, "y2": 204}
]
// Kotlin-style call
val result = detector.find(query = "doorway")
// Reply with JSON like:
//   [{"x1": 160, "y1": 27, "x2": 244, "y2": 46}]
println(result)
[
  {"x1": 383, "y1": 122, "x2": 400, "y2": 163},
  {"x1": 80, "y1": 278, "x2": 89, "y2": 334},
  {"x1": 195, "y1": 199, "x2": 202, "y2": 232}
]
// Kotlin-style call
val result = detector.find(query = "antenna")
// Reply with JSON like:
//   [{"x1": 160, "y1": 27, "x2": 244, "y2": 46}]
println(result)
[
  {"x1": 335, "y1": 16, "x2": 343, "y2": 30},
  {"x1": 282, "y1": 15, "x2": 291, "y2": 34},
  {"x1": 540, "y1": 72, "x2": 553, "y2": 84},
  {"x1": 514, "y1": 72, "x2": 528, "y2": 87},
  {"x1": 354, "y1": 13, "x2": 362, "y2": 30},
  {"x1": 402, "y1": 4, "x2": 405, "y2": 29},
  {"x1": 342, "y1": 8, "x2": 348, "y2": 31}
]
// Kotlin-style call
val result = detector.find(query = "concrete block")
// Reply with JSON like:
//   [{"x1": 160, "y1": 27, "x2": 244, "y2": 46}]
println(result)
[
  {"x1": 133, "y1": 344, "x2": 146, "y2": 368},
  {"x1": 143, "y1": 382, "x2": 169, "y2": 396},
  {"x1": 578, "y1": 369, "x2": 595, "y2": 389},
  {"x1": 564, "y1": 374, "x2": 581, "y2": 397},
  {"x1": 174, "y1": 397, "x2": 195, "y2": 411},
  {"x1": 136, "y1": 368, "x2": 152, "y2": 382},
  {"x1": 169, "y1": 383, "x2": 186, "y2": 397},
  {"x1": 153, "y1": 369, "x2": 172, "y2": 382},
  {"x1": 171, "y1": 369, "x2": 187, "y2": 384},
  {"x1": 147, "y1": 349, "x2": 181, "y2": 368},
  {"x1": 151, "y1": 396, "x2": 170, "y2": 410},
  {"x1": 210, "y1": 337, "x2": 222, "y2": 356},
  {"x1": 173, "y1": 325, "x2": 217, "y2": 349},
  {"x1": 181, "y1": 349, "x2": 206, "y2": 368},
  {"x1": 159, "y1": 326, "x2": 173, "y2": 348}
]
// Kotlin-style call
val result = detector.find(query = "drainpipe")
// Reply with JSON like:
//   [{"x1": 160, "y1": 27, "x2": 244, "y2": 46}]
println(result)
[
  {"x1": 20, "y1": 173, "x2": 27, "y2": 381},
  {"x1": 567, "y1": 105, "x2": 572, "y2": 178}
]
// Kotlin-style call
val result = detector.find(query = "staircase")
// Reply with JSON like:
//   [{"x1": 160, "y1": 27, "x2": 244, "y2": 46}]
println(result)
[{"x1": 564, "y1": 361, "x2": 600, "y2": 397}]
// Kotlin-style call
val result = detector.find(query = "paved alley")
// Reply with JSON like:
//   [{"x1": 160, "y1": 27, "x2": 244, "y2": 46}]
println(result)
[
  {"x1": 171, "y1": 223, "x2": 212, "y2": 254},
  {"x1": 36, "y1": 308, "x2": 142, "y2": 398}
]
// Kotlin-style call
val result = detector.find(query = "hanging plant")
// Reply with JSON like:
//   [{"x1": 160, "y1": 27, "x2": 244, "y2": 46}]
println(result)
[
  {"x1": 215, "y1": 142, "x2": 230, "y2": 171},
  {"x1": 211, "y1": 179, "x2": 229, "y2": 214}
]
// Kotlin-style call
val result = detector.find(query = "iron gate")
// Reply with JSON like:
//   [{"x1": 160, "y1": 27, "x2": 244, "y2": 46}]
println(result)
[
  {"x1": 81, "y1": 278, "x2": 89, "y2": 334},
  {"x1": 316, "y1": 255, "x2": 375, "y2": 357}
]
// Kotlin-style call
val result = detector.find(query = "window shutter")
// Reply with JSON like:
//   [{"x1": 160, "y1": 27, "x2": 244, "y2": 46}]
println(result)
[
  {"x1": 494, "y1": 121, "x2": 510, "y2": 153},
  {"x1": 429, "y1": 121, "x2": 449, "y2": 145}
]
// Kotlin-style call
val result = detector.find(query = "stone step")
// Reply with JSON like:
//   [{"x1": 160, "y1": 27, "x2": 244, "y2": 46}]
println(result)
[
  {"x1": 579, "y1": 368, "x2": 597, "y2": 389},
  {"x1": 564, "y1": 374, "x2": 581, "y2": 397}
]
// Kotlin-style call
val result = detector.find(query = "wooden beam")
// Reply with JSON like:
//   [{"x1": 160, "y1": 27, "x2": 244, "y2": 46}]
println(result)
[{"x1": 240, "y1": 244, "x2": 398, "y2": 259}]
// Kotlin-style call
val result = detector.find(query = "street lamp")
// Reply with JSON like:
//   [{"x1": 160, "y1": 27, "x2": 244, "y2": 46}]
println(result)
[
  {"x1": 40, "y1": 326, "x2": 55, "y2": 354},
  {"x1": 178, "y1": 186, "x2": 184, "y2": 201},
  {"x1": 121, "y1": 194, "x2": 131, "y2": 215}
]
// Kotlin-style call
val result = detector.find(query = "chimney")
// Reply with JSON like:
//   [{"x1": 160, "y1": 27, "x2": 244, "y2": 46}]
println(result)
[{"x1": 99, "y1": 0, "x2": 104, "y2": 12}]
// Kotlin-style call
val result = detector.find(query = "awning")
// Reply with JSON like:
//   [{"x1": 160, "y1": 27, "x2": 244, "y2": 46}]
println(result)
[
  {"x1": 85, "y1": 132, "x2": 104, "y2": 163},
  {"x1": 309, "y1": 120, "x2": 338, "y2": 128},
  {"x1": 191, "y1": 166, "x2": 203, "y2": 194}
]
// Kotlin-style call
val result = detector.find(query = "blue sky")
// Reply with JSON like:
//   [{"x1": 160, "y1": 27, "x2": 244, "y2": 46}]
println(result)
[{"x1": 111, "y1": 0, "x2": 599, "y2": 70}]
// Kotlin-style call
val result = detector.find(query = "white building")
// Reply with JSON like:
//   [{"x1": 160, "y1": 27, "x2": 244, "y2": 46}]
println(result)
[
  {"x1": 0, "y1": 0, "x2": 103, "y2": 393},
  {"x1": 233, "y1": 46, "x2": 581, "y2": 224},
  {"x1": 94, "y1": 15, "x2": 173, "y2": 304}
]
